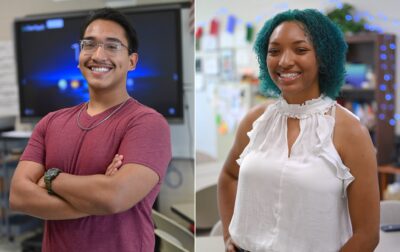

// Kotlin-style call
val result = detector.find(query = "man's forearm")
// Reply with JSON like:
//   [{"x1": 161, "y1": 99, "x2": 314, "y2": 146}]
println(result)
[
  {"x1": 48, "y1": 162, "x2": 158, "y2": 216},
  {"x1": 51, "y1": 173, "x2": 119, "y2": 215},
  {"x1": 10, "y1": 180, "x2": 89, "y2": 220}
]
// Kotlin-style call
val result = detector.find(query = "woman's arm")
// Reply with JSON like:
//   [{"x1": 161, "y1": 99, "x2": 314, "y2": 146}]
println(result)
[
  {"x1": 335, "y1": 106, "x2": 380, "y2": 252},
  {"x1": 218, "y1": 104, "x2": 267, "y2": 251}
]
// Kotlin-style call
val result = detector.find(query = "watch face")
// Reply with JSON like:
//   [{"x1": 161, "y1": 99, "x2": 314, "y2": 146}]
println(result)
[
  {"x1": 48, "y1": 170, "x2": 58, "y2": 176},
  {"x1": 45, "y1": 168, "x2": 61, "y2": 180},
  {"x1": 44, "y1": 168, "x2": 61, "y2": 195}
]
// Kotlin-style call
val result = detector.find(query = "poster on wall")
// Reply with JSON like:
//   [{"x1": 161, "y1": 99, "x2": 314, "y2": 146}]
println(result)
[
  {"x1": 0, "y1": 40, "x2": 19, "y2": 117},
  {"x1": 203, "y1": 53, "x2": 219, "y2": 75},
  {"x1": 221, "y1": 49, "x2": 236, "y2": 81},
  {"x1": 215, "y1": 84, "x2": 249, "y2": 135},
  {"x1": 202, "y1": 35, "x2": 218, "y2": 51},
  {"x1": 220, "y1": 32, "x2": 234, "y2": 48}
]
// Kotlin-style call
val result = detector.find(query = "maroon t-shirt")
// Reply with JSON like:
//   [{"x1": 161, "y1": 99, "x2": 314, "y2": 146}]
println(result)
[{"x1": 20, "y1": 98, "x2": 171, "y2": 252}]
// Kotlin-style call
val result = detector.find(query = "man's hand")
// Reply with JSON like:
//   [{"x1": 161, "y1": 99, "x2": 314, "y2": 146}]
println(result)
[
  {"x1": 105, "y1": 154, "x2": 123, "y2": 176},
  {"x1": 37, "y1": 175, "x2": 45, "y2": 189}
]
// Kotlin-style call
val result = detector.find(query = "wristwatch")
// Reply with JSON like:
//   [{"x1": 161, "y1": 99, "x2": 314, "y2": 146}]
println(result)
[{"x1": 44, "y1": 168, "x2": 62, "y2": 195}]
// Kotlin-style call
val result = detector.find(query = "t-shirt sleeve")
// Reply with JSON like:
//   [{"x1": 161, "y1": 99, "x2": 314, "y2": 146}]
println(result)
[
  {"x1": 20, "y1": 114, "x2": 51, "y2": 165},
  {"x1": 118, "y1": 112, "x2": 172, "y2": 183}
]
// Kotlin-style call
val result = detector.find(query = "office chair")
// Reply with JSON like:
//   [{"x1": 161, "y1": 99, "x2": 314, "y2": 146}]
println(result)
[
  {"x1": 196, "y1": 184, "x2": 219, "y2": 231},
  {"x1": 152, "y1": 209, "x2": 194, "y2": 252}
]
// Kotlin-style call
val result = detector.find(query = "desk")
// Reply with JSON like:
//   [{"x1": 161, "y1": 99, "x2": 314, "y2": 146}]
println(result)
[
  {"x1": 196, "y1": 236, "x2": 224, "y2": 252},
  {"x1": 1, "y1": 131, "x2": 32, "y2": 139},
  {"x1": 171, "y1": 203, "x2": 194, "y2": 224},
  {"x1": 378, "y1": 165, "x2": 400, "y2": 199},
  {"x1": 375, "y1": 230, "x2": 400, "y2": 251}
]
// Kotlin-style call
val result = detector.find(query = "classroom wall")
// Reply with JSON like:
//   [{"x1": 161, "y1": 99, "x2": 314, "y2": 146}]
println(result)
[
  {"x1": 196, "y1": 0, "x2": 400, "y2": 160},
  {"x1": 0, "y1": 0, "x2": 188, "y2": 40},
  {"x1": 0, "y1": 0, "x2": 194, "y2": 158}
]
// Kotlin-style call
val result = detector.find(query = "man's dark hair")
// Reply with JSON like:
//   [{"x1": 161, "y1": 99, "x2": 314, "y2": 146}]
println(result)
[{"x1": 80, "y1": 8, "x2": 138, "y2": 54}]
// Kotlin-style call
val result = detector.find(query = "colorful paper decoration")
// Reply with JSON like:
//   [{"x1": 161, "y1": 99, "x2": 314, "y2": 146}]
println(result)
[
  {"x1": 195, "y1": 27, "x2": 203, "y2": 39},
  {"x1": 246, "y1": 23, "x2": 254, "y2": 42},
  {"x1": 195, "y1": 27, "x2": 203, "y2": 50},
  {"x1": 226, "y1": 15, "x2": 236, "y2": 34},
  {"x1": 218, "y1": 121, "x2": 228, "y2": 135},
  {"x1": 210, "y1": 19, "x2": 219, "y2": 36},
  {"x1": 215, "y1": 114, "x2": 221, "y2": 125}
]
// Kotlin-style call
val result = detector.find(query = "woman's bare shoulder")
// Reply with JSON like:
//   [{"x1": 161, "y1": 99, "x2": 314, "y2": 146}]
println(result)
[
  {"x1": 334, "y1": 104, "x2": 373, "y2": 157},
  {"x1": 228, "y1": 101, "x2": 272, "y2": 164},
  {"x1": 234, "y1": 100, "x2": 273, "y2": 147},
  {"x1": 241, "y1": 100, "x2": 274, "y2": 129},
  {"x1": 334, "y1": 104, "x2": 366, "y2": 134}
]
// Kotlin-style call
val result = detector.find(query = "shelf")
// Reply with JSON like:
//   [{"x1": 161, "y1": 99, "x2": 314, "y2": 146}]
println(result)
[
  {"x1": 1, "y1": 137, "x2": 40, "y2": 241},
  {"x1": 1, "y1": 214, "x2": 42, "y2": 238},
  {"x1": 343, "y1": 33, "x2": 396, "y2": 165},
  {"x1": 338, "y1": 88, "x2": 375, "y2": 102},
  {"x1": 345, "y1": 32, "x2": 378, "y2": 44}
]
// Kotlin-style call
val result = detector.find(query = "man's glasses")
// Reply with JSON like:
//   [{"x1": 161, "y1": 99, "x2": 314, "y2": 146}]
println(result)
[{"x1": 80, "y1": 39, "x2": 130, "y2": 55}]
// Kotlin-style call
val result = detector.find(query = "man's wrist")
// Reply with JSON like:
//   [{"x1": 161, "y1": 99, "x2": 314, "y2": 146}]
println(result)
[{"x1": 44, "y1": 168, "x2": 62, "y2": 195}]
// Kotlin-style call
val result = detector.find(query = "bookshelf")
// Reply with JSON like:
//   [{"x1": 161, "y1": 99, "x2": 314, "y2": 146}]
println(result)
[{"x1": 340, "y1": 33, "x2": 396, "y2": 165}]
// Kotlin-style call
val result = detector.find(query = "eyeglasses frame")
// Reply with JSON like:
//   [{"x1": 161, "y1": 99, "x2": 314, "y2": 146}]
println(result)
[{"x1": 79, "y1": 39, "x2": 132, "y2": 54}]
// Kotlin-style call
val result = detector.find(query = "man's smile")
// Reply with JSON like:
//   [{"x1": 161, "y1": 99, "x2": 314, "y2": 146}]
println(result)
[{"x1": 85, "y1": 62, "x2": 114, "y2": 75}]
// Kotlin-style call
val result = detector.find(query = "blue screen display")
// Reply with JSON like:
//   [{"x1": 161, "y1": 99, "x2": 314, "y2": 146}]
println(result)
[{"x1": 15, "y1": 7, "x2": 183, "y2": 121}]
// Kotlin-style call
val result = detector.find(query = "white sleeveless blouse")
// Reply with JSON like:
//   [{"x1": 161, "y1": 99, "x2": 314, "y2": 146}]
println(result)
[{"x1": 229, "y1": 96, "x2": 355, "y2": 252}]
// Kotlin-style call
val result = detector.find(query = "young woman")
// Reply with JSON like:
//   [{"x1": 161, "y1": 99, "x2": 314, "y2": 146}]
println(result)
[{"x1": 218, "y1": 9, "x2": 379, "y2": 252}]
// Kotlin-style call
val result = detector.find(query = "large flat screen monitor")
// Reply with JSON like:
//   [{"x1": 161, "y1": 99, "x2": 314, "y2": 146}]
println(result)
[{"x1": 14, "y1": 4, "x2": 183, "y2": 122}]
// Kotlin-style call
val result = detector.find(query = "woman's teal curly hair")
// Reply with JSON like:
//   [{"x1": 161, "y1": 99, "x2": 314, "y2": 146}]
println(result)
[{"x1": 254, "y1": 9, "x2": 348, "y2": 99}]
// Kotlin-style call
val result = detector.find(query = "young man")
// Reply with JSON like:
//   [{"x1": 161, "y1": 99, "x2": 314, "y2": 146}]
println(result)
[{"x1": 10, "y1": 8, "x2": 171, "y2": 252}]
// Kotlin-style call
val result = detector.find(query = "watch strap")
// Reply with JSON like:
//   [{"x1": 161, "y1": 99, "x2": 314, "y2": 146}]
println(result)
[{"x1": 45, "y1": 168, "x2": 62, "y2": 195}]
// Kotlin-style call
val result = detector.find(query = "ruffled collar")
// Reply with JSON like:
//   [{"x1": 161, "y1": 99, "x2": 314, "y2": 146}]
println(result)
[{"x1": 275, "y1": 95, "x2": 335, "y2": 119}]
